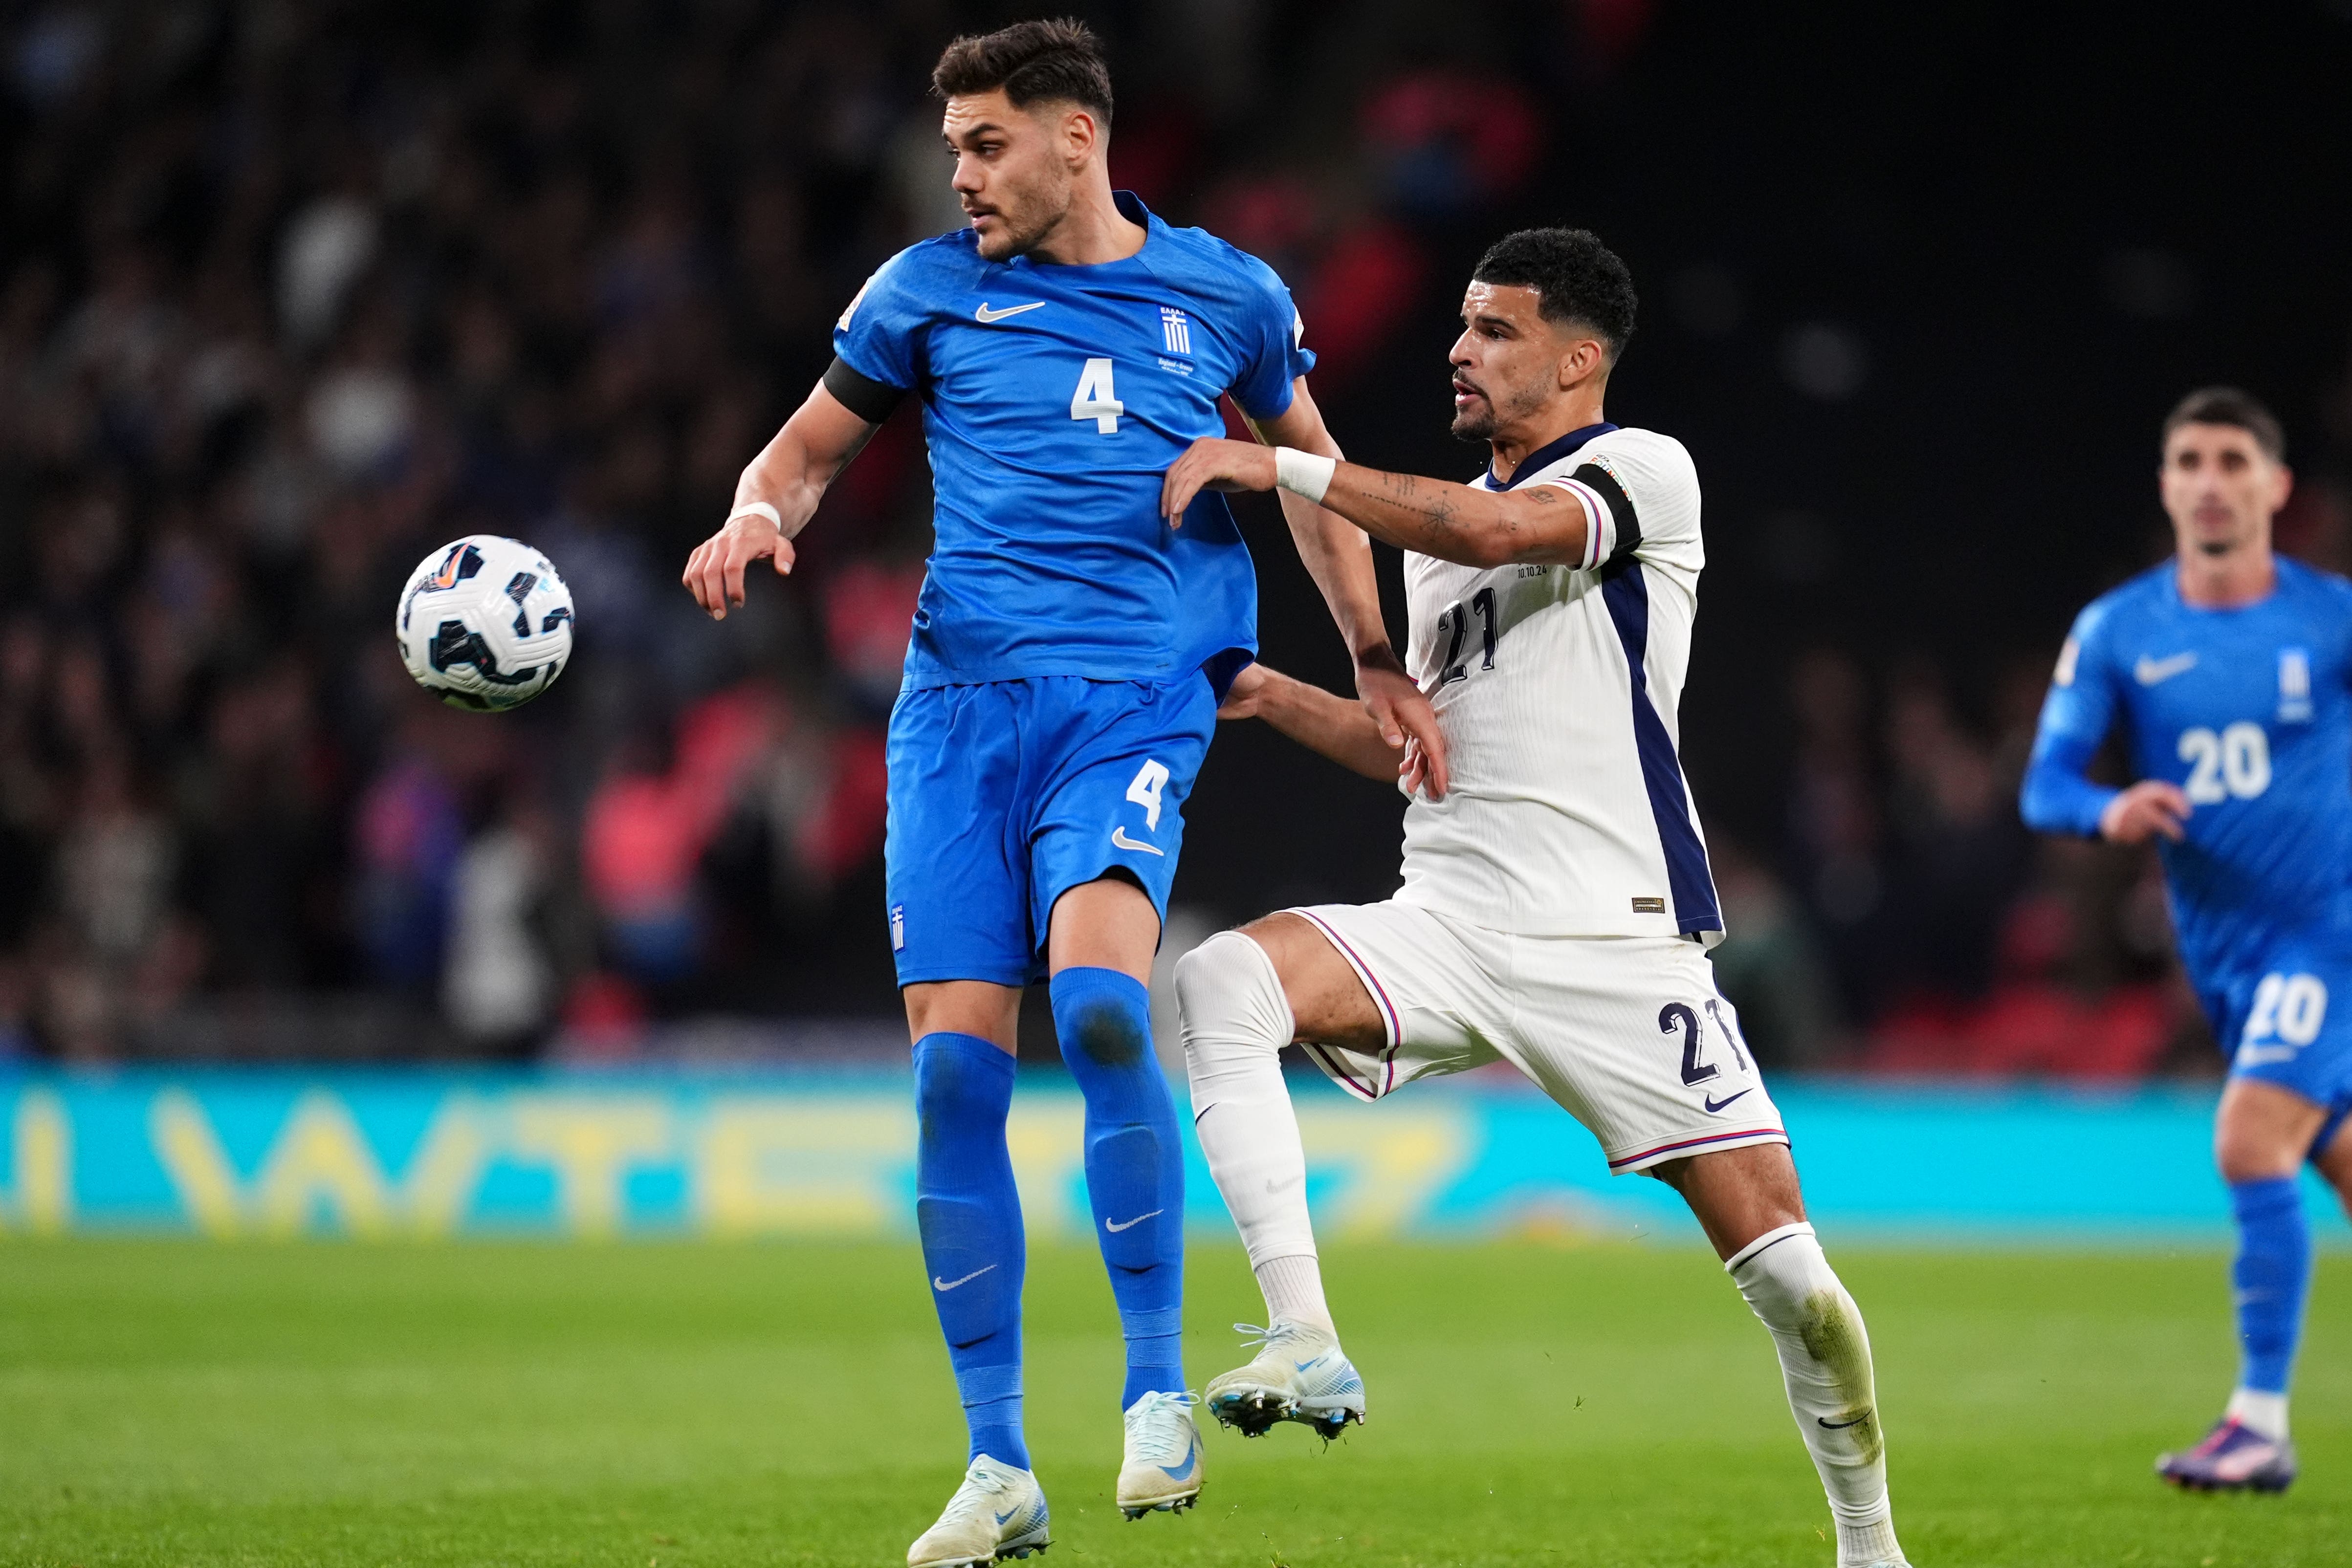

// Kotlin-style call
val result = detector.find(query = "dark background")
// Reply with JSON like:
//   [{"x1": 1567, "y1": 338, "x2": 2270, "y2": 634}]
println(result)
[{"x1": 3, "y1": 0, "x2": 2349, "y2": 1068}]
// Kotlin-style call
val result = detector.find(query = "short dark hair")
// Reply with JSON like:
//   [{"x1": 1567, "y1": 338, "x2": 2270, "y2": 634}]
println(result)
[
  {"x1": 2164, "y1": 386, "x2": 2284, "y2": 461},
  {"x1": 932, "y1": 18, "x2": 1113, "y2": 127},
  {"x1": 1471, "y1": 228, "x2": 1637, "y2": 360}
]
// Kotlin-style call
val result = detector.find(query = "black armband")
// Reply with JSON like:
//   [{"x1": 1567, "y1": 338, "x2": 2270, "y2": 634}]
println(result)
[
  {"x1": 1573, "y1": 461, "x2": 1642, "y2": 575},
  {"x1": 823, "y1": 356, "x2": 907, "y2": 425}
]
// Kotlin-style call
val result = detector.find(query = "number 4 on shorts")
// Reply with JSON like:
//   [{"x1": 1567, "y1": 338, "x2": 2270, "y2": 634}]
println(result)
[{"x1": 1126, "y1": 759, "x2": 1169, "y2": 830}]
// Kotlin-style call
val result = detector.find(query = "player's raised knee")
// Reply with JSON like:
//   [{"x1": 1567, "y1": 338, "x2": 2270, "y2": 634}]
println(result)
[{"x1": 1176, "y1": 932, "x2": 1290, "y2": 1063}]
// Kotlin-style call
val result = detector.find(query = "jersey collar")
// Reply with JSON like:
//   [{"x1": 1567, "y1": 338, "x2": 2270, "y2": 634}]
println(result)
[
  {"x1": 1003, "y1": 191, "x2": 1160, "y2": 271},
  {"x1": 1487, "y1": 421, "x2": 1618, "y2": 490}
]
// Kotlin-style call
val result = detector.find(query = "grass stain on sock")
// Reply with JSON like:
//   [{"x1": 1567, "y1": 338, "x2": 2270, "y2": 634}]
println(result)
[{"x1": 1800, "y1": 1287, "x2": 1883, "y2": 1465}]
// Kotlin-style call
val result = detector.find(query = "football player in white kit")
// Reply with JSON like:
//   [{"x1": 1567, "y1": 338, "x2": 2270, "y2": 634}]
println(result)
[{"x1": 1158, "y1": 228, "x2": 1913, "y2": 1568}]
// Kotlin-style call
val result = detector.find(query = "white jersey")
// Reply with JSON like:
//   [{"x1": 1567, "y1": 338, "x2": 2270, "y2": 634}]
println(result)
[{"x1": 1395, "y1": 423, "x2": 1722, "y2": 944}]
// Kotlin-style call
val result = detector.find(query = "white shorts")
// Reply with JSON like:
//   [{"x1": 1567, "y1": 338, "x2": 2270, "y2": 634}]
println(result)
[{"x1": 1290, "y1": 901, "x2": 1789, "y2": 1175}]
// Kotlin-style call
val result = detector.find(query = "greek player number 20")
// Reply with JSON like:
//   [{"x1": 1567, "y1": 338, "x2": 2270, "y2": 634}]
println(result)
[
  {"x1": 2242, "y1": 972, "x2": 2328, "y2": 1048},
  {"x1": 2177, "y1": 722, "x2": 2270, "y2": 805}
]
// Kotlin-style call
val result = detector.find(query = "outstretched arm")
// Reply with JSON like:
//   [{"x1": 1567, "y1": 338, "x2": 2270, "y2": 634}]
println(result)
[
  {"x1": 683, "y1": 380, "x2": 878, "y2": 619},
  {"x1": 1163, "y1": 436, "x2": 1603, "y2": 571},
  {"x1": 1241, "y1": 381, "x2": 1448, "y2": 797},
  {"x1": 1219, "y1": 662, "x2": 1417, "y2": 787}
]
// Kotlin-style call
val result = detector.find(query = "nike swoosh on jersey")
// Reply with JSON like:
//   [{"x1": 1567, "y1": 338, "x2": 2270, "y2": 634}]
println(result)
[
  {"x1": 974, "y1": 300, "x2": 1047, "y2": 324},
  {"x1": 1104, "y1": 1209, "x2": 1163, "y2": 1233},
  {"x1": 1702, "y1": 1088, "x2": 1752, "y2": 1113},
  {"x1": 1110, "y1": 826, "x2": 1165, "y2": 856},
  {"x1": 2134, "y1": 652, "x2": 2198, "y2": 685},
  {"x1": 933, "y1": 1264, "x2": 997, "y2": 1291}
]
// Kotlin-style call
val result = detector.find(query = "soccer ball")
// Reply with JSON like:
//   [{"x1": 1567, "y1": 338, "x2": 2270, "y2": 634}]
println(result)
[{"x1": 396, "y1": 535, "x2": 575, "y2": 711}]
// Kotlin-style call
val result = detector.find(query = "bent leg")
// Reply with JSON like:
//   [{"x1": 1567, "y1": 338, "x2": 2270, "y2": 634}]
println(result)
[
  {"x1": 1659, "y1": 1144, "x2": 1905, "y2": 1568},
  {"x1": 1178, "y1": 914, "x2": 1385, "y2": 1328},
  {"x1": 2214, "y1": 1077, "x2": 2328, "y2": 1438},
  {"x1": 1046, "y1": 877, "x2": 1187, "y2": 1409}
]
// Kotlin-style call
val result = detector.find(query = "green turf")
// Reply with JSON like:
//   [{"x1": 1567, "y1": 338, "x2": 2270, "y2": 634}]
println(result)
[{"x1": 0, "y1": 1240, "x2": 2344, "y2": 1566}]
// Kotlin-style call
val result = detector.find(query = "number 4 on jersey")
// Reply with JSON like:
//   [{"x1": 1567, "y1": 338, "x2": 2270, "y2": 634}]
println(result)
[{"x1": 1071, "y1": 357, "x2": 1123, "y2": 434}]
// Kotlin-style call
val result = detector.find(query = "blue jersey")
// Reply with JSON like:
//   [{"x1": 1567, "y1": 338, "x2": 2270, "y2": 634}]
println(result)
[
  {"x1": 2020, "y1": 557, "x2": 2352, "y2": 981},
  {"x1": 833, "y1": 192, "x2": 1313, "y2": 693}
]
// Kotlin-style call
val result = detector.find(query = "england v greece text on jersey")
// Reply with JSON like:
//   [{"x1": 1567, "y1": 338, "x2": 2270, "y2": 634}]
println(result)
[
  {"x1": 1397, "y1": 422, "x2": 1723, "y2": 943},
  {"x1": 833, "y1": 191, "x2": 1313, "y2": 694}
]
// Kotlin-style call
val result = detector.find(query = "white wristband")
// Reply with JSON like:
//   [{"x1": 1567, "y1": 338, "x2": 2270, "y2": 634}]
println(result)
[
  {"x1": 728, "y1": 501, "x2": 782, "y2": 529},
  {"x1": 1273, "y1": 447, "x2": 1337, "y2": 505}
]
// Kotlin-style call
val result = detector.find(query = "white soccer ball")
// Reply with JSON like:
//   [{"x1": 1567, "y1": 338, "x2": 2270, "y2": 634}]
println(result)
[{"x1": 395, "y1": 535, "x2": 575, "y2": 711}]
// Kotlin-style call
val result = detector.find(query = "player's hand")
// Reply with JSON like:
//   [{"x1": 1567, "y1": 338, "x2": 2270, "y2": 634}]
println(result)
[
  {"x1": 1161, "y1": 436, "x2": 1276, "y2": 527},
  {"x1": 1216, "y1": 661, "x2": 1270, "y2": 720},
  {"x1": 2098, "y1": 780, "x2": 2190, "y2": 844},
  {"x1": 683, "y1": 505, "x2": 796, "y2": 620},
  {"x1": 1357, "y1": 651, "x2": 1448, "y2": 800}
]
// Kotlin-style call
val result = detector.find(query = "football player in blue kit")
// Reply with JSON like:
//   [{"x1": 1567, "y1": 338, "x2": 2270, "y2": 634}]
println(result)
[
  {"x1": 2022, "y1": 387, "x2": 2352, "y2": 1493},
  {"x1": 681, "y1": 20, "x2": 1440, "y2": 1566}
]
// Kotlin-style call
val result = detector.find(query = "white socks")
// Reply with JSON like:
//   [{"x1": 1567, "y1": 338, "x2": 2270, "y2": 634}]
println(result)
[
  {"x1": 1176, "y1": 931, "x2": 1332, "y2": 1324},
  {"x1": 2228, "y1": 1387, "x2": 2289, "y2": 1440},
  {"x1": 1255, "y1": 1252, "x2": 1333, "y2": 1330},
  {"x1": 1729, "y1": 1223, "x2": 1903, "y2": 1568},
  {"x1": 1183, "y1": 930, "x2": 1900, "y2": 1564}
]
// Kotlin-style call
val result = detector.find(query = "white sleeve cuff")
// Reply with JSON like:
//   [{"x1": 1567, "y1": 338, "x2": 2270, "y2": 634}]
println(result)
[{"x1": 1546, "y1": 477, "x2": 1615, "y2": 569}]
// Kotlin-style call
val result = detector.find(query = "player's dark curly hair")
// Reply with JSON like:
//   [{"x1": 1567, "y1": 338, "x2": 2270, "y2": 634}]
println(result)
[
  {"x1": 1472, "y1": 228, "x2": 1637, "y2": 361},
  {"x1": 2164, "y1": 386, "x2": 2284, "y2": 461},
  {"x1": 932, "y1": 18, "x2": 1113, "y2": 127}
]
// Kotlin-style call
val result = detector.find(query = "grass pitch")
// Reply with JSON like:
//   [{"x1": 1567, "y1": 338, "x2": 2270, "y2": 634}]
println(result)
[{"x1": 0, "y1": 1240, "x2": 2344, "y2": 1566}]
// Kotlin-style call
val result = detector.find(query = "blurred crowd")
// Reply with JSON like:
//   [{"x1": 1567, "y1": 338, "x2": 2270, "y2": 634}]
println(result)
[
  {"x1": 0, "y1": 0, "x2": 1580, "y2": 1061},
  {"x1": 0, "y1": 0, "x2": 2336, "y2": 1077}
]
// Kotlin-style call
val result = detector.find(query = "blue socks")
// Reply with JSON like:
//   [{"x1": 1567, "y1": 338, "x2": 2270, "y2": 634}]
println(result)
[
  {"x1": 2229, "y1": 1176, "x2": 2311, "y2": 1396},
  {"x1": 1051, "y1": 966, "x2": 1187, "y2": 1409},
  {"x1": 913, "y1": 1032, "x2": 1030, "y2": 1470}
]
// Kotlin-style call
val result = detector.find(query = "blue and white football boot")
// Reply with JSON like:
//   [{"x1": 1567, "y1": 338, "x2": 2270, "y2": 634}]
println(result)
[
  {"x1": 1202, "y1": 1320, "x2": 1367, "y2": 1439},
  {"x1": 906, "y1": 1456, "x2": 1051, "y2": 1568},
  {"x1": 1115, "y1": 1390, "x2": 1204, "y2": 1519},
  {"x1": 2156, "y1": 1417, "x2": 2298, "y2": 1492}
]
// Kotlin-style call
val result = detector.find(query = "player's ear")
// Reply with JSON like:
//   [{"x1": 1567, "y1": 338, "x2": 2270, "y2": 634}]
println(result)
[{"x1": 1061, "y1": 105, "x2": 1099, "y2": 164}]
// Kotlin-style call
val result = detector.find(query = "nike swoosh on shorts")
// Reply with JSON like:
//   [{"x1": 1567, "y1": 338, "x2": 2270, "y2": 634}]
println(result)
[
  {"x1": 1702, "y1": 1089, "x2": 1752, "y2": 1113},
  {"x1": 1111, "y1": 827, "x2": 1165, "y2": 856}
]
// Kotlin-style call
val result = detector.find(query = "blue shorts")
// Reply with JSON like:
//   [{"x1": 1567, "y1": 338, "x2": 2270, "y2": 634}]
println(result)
[
  {"x1": 883, "y1": 675, "x2": 1217, "y2": 987},
  {"x1": 2204, "y1": 941, "x2": 2352, "y2": 1161}
]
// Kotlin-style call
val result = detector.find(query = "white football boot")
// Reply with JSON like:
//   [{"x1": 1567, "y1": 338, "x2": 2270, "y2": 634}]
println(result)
[
  {"x1": 1202, "y1": 1319, "x2": 1366, "y2": 1438},
  {"x1": 1114, "y1": 1390, "x2": 1205, "y2": 1519},
  {"x1": 906, "y1": 1455, "x2": 1051, "y2": 1568}
]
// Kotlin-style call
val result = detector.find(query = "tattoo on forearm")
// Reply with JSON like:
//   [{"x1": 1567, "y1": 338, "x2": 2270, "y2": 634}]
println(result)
[{"x1": 1370, "y1": 469, "x2": 1467, "y2": 537}]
